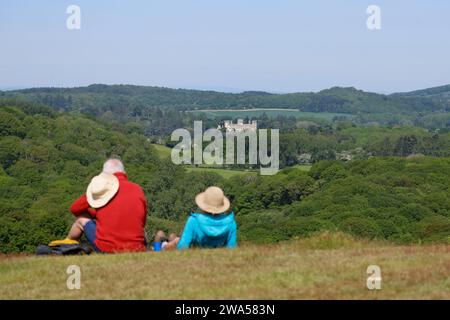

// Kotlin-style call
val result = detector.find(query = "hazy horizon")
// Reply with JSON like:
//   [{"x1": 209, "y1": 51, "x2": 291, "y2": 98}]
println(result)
[{"x1": 2, "y1": 82, "x2": 450, "y2": 96}]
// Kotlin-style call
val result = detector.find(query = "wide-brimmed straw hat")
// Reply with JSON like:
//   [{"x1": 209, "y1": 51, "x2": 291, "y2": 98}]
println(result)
[
  {"x1": 195, "y1": 186, "x2": 230, "y2": 214},
  {"x1": 86, "y1": 173, "x2": 119, "y2": 208}
]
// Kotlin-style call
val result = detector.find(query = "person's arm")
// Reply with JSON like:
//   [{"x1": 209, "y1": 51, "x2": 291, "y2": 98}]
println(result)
[
  {"x1": 140, "y1": 189, "x2": 148, "y2": 244},
  {"x1": 70, "y1": 194, "x2": 96, "y2": 217},
  {"x1": 139, "y1": 188, "x2": 148, "y2": 226},
  {"x1": 226, "y1": 219, "x2": 237, "y2": 249},
  {"x1": 177, "y1": 216, "x2": 196, "y2": 250}
]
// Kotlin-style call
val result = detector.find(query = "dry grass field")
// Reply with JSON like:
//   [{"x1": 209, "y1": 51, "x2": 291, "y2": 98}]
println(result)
[{"x1": 0, "y1": 233, "x2": 449, "y2": 299}]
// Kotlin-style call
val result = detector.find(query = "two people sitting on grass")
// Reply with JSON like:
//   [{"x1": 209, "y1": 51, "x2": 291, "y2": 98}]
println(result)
[{"x1": 55, "y1": 159, "x2": 236, "y2": 253}]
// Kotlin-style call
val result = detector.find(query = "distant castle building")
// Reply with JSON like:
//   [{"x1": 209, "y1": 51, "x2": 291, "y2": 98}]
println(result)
[{"x1": 218, "y1": 119, "x2": 257, "y2": 134}]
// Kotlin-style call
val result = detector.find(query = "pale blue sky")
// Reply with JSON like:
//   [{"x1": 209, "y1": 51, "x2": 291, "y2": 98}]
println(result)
[{"x1": 1, "y1": 0, "x2": 450, "y2": 93}]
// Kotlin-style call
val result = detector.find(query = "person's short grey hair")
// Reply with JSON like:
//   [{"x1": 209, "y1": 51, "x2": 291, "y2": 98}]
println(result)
[{"x1": 102, "y1": 158, "x2": 125, "y2": 174}]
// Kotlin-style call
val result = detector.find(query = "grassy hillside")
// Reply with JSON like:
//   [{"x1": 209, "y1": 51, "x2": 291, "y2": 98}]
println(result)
[
  {"x1": 150, "y1": 143, "x2": 312, "y2": 178},
  {"x1": 151, "y1": 144, "x2": 261, "y2": 178},
  {"x1": 0, "y1": 233, "x2": 448, "y2": 299},
  {"x1": 151, "y1": 143, "x2": 172, "y2": 158},
  {"x1": 185, "y1": 167, "x2": 258, "y2": 179}
]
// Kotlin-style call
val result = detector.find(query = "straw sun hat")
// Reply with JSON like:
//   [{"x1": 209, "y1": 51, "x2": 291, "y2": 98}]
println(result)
[
  {"x1": 86, "y1": 173, "x2": 119, "y2": 208},
  {"x1": 195, "y1": 186, "x2": 230, "y2": 214}
]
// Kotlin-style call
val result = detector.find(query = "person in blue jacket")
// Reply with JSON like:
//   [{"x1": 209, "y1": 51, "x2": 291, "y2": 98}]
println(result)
[{"x1": 177, "y1": 186, "x2": 237, "y2": 250}]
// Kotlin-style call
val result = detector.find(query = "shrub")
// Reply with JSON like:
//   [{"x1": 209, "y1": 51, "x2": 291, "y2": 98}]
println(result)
[{"x1": 338, "y1": 217, "x2": 382, "y2": 239}]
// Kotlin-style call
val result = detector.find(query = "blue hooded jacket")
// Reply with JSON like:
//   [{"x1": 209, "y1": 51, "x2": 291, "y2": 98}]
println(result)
[{"x1": 177, "y1": 212, "x2": 237, "y2": 250}]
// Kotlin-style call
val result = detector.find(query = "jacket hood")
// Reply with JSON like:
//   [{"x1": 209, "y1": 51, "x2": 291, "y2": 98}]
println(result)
[{"x1": 190, "y1": 212, "x2": 235, "y2": 237}]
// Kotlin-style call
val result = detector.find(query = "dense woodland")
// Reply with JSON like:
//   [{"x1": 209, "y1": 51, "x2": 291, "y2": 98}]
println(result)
[
  {"x1": 0, "y1": 95, "x2": 449, "y2": 252},
  {"x1": 2, "y1": 84, "x2": 450, "y2": 133},
  {"x1": 279, "y1": 124, "x2": 450, "y2": 166}
]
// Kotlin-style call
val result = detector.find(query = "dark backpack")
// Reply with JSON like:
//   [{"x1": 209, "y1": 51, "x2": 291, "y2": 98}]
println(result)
[{"x1": 36, "y1": 242, "x2": 93, "y2": 256}]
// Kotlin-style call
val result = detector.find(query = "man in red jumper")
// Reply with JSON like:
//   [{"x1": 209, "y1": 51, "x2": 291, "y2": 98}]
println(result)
[{"x1": 64, "y1": 159, "x2": 147, "y2": 253}]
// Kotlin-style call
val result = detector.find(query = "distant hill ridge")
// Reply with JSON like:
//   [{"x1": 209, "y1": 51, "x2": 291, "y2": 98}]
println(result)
[
  {"x1": 1, "y1": 83, "x2": 449, "y2": 115},
  {"x1": 393, "y1": 84, "x2": 450, "y2": 97}
]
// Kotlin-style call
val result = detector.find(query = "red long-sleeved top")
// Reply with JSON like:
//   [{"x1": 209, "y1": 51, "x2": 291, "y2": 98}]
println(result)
[{"x1": 70, "y1": 172, "x2": 147, "y2": 253}]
